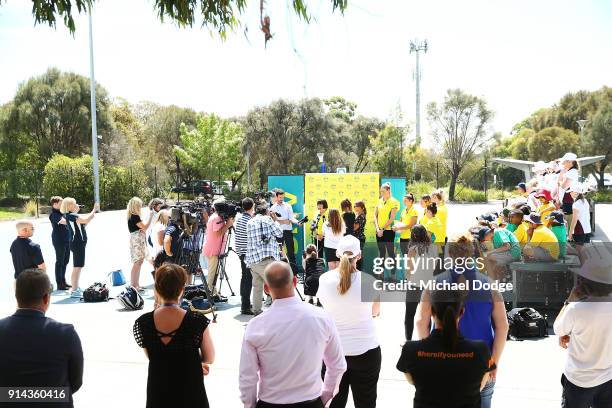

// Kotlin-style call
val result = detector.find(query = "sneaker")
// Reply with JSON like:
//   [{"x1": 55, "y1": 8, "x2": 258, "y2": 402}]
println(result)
[
  {"x1": 241, "y1": 309, "x2": 255, "y2": 315},
  {"x1": 70, "y1": 288, "x2": 82, "y2": 298},
  {"x1": 136, "y1": 287, "x2": 146, "y2": 294}
]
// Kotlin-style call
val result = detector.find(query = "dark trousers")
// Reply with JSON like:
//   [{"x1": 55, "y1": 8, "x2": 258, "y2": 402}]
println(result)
[
  {"x1": 399, "y1": 238, "x2": 410, "y2": 256},
  {"x1": 404, "y1": 289, "x2": 422, "y2": 341},
  {"x1": 282, "y1": 230, "x2": 299, "y2": 276},
  {"x1": 239, "y1": 254, "x2": 252, "y2": 311},
  {"x1": 562, "y1": 374, "x2": 612, "y2": 408},
  {"x1": 52, "y1": 240, "x2": 70, "y2": 287},
  {"x1": 356, "y1": 239, "x2": 365, "y2": 271},
  {"x1": 330, "y1": 346, "x2": 382, "y2": 408},
  {"x1": 376, "y1": 230, "x2": 395, "y2": 259},
  {"x1": 256, "y1": 398, "x2": 323, "y2": 408}
]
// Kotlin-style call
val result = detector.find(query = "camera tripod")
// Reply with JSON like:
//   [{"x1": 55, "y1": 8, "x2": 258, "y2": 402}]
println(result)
[{"x1": 211, "y1": 226, "x2": 236, "y2": 298}]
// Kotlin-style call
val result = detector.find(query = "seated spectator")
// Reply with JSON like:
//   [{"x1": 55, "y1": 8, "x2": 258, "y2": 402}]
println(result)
[
  {"x1": 477, "y1": 225, "x2": 521, "y2": 281},
  {"x1": 512, "y1": 206, "x2": 532, "y2": 246},
  {"x1": 523, "y1": 213, "x2": 559, "y2": 261},
  {"x1": 239, "y1": 261, "x2": 346, "y2": 408},
  {"x1": 535, "y1": 190, "x2": 555, "y2": 227},
  {"x1": 0, "y1": 269, "x2": 83, "y2": 408},
  {"x1": 10, "y1": 220, "x2": 45, "y2": 280},
  {"x1": 547, "y1": 211, "x2": 568, "y2": 259},
  {"x1": 133, "y1": 264, "x2": 214, "y2": 408},
  {"x1": 415, "y1": 234, "x2": 509, "y2": 408},
  {"x1": 317, "y1": 235, "x2": 381, "y2": 408},
  {"x1": 553, "y1": 245, "x2": 612, "y2": 408},
  {"x1": 504, "y1": 209, "x2": 523, "y2": 233},
  {"x1": 398, "y1": 290, "x2": 495, "y2": 408}
]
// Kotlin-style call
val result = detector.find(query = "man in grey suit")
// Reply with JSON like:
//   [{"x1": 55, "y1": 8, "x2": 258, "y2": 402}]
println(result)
[{"x1": 0, "y1": 269, "x2": 83, "y2": 407}]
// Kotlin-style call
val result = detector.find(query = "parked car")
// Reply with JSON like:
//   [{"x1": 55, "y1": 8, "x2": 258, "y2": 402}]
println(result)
[{"x1": 171, "y1": 180, "x2": 214, "y2": 196}]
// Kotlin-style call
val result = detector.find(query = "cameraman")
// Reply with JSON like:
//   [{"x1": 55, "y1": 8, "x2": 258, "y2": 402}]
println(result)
[
  {"x1": 246, "y1": 203, "x2": 283, "y2": 315},
  {"x1": 203, "y1": 199, "x2": 234, "y2": 295},
  {"x1": 270, "y1": 189, "x2": 300, "y2": 277},
  {"x1": 235, "y1": 198, "x2": 255, "y2": 315}
]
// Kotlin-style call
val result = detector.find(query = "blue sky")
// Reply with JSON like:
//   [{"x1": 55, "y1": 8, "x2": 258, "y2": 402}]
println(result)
[{"x1": 0, "y1": 0, "x2": 610, "y2": 145}]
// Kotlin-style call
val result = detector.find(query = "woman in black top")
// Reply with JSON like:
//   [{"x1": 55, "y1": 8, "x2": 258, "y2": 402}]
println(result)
[
  {"x1": 340, "y1": 199, "x2": 355, "y2": 237},
  {"x1": 353, "y1": 200, "x2": 367, "y2": 270},
  {"x1": 49, "y1": 196, "x2": 71, "y2": 290},
  {"x1": 127, "y1": 197, "x2": 154, "y2": 291},
  {"x1": 397, "y1": 290, "x2": 493, "y2": 408},
  {"x1": 302, "y1": 244, "x2": 325, "y2": 305},
  {"x1": 134, "y1": 264, "x2": 214, "y2": 408},
  {"x1": 60, "y1": 197, "x2": 98, "y2": 298}
]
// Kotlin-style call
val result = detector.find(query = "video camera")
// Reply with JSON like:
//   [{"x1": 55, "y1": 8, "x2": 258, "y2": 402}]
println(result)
[
  {"x1": 213, "y1": 200, "x2": 242, "y2": 221},
  {"x1": 170, "y1": 199, "x2": 211, "y2": 235}
]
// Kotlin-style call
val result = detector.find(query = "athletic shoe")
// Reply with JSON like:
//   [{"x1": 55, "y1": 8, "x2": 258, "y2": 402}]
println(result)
[
  {"x1": 70, "y1": 288, "x2": 82, "y2": 298},
  {"x1": 241, "y1": 309, "x2": 255, "y2": 315},
  {"x1": 136, "y1": 287, "x2": 146, "y2": 294}
]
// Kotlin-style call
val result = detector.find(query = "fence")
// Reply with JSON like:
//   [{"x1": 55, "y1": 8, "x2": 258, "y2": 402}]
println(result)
[{"x1": 0, "y1": 165, "x2": 171, "y2": 215}]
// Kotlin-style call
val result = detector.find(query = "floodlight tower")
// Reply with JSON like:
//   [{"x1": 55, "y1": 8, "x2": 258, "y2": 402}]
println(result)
[{"x1": 410, "y1": 39, "x2": 428, "y2": 146}]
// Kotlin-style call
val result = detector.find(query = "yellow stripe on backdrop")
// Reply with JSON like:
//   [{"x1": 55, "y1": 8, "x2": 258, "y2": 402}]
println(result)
[{"x1": 304, "y1": 173, "x2": 380, "y2": 243}]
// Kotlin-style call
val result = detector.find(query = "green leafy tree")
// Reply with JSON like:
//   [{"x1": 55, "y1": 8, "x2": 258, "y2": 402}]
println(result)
[
  {"x1": 6, "y1": 0, "x2": 347, "y2": 42},
  {"x1": 3, "y1": 68, "x2": 112, "y2": 165},
  {"x1": 349, "y1": 116, "x2": 385, "y2": 172},
  {"x1": 508, "y1": 128, "x2": 533, "y2": 160},
  {"x1": 583, "y1": 102, "x2": 612, "y2": 188},
  {"x1": 369, "y1": 124, "x2": 407, "y2": 177},
  {"x1": 242, "y1": 98, "x2": 335, "y2": 186},
  {"x1": 174, "y1": 114, "x2": 245, "y2": 190},
  {"x1": 427, "y1": 89, "x2": 493, "y2": 201},
  {"x1": 527, "y1": 127, "x2": 579, "y2": 161}
]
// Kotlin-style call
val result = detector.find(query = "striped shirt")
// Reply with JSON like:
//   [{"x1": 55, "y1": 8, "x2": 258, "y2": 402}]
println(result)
[
  {"x1": 235, "y1": 212, "x2": 252, "y2": 256},
  {"x1": 246, "y1": 214, "x2": 284, "y2": 267}
]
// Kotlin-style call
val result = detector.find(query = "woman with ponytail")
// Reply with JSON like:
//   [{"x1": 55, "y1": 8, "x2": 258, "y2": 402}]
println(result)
[
  {"x1": 317, "y1": 235, "x2": 381, "y2": 408},
  {"x1": 397, "y1": 290, "x2": 495, "y2": 408},
  {"x1": 414, "y1": 233, "x2": 509, "y2": 408}
]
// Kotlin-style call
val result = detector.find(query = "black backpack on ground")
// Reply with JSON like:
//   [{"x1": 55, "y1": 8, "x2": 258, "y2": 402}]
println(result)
[
  {"x1": 83, "y1": 282, "x2": 109, "y2": 303},
  {"x1": 507, "y1": 307, "x2": 548, "y2": 338}
]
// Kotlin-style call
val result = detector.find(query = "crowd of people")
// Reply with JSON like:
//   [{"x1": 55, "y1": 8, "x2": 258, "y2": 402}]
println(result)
[{"x1": 2, "y1": 151, "x2": 611, "y2": 408}]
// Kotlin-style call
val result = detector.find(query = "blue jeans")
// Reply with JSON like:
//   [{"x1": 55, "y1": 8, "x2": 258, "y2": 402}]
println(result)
[{"x1": 481, "y1": 380, "x2": 495, "y2": 408}]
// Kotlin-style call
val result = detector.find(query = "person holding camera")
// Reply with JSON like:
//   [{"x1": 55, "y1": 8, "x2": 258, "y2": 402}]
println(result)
[
  {"x1": 246, "y1": 204, "x2": 283, "y2": 315},
  {"x1": 203, "y1": 199, "x2": 234, "y2": 296},
  {"x1": 235, "y1": 198, "x2": 255, "y2": 315},
  {"x1": 270, "y1": 189, "x2": 300, "y2": 277},
  {"x1": 60, "y1": 197, "x2": 99, "y2": 298}
]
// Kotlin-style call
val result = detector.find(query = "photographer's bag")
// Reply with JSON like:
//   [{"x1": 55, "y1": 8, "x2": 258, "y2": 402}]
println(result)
[
  {"x1": 83, "y1": 282, "x2": 110, "y2": 303},
  {"x1": 117, "y1": 286, "x2": 144, "y2": 310},
  {"x1": 507, "y1": 307, "x2": 548, "y2": 338}
]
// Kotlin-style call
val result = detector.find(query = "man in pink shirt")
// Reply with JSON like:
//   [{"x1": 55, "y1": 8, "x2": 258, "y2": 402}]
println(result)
[
  {"x1": 203, "y1": 200, "x2": 234, "y2": 295},
  {"x1": 239, "y1": 261, "x2": 346, "y2": 408}
]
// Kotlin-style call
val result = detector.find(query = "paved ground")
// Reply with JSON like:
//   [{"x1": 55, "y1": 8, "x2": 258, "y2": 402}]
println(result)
[{"x1": 0, "y1": 203, "x2": 610, "y2": 407}]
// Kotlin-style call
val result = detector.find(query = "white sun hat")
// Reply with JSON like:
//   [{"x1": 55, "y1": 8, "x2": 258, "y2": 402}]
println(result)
[
  {"x1": 336, "y1": 235, "x2": 361, "y2": 259},
  {"x1": 560, "y1": 152, "x2": 578, "y2": 162}
]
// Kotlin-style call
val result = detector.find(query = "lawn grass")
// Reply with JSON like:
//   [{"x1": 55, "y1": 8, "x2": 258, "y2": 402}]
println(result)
[{"x1": 0, "y1": 207, "x2": 24, "y2": 221}]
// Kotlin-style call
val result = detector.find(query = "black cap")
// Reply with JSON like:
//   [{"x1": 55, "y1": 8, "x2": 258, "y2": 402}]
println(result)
[
  {"x1": 516, "y1": 182, "x2": 526, "y2": 192},
  {"x1": 477, "y1": 227, "x2": 492, "y2": 242},
  {"x1": 547, "y1": 210, "x2": 564, "y2": 225}
]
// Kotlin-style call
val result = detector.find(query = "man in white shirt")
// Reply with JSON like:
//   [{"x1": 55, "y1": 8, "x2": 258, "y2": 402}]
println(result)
[
  {"x1": 554, "y1": 244, "x2": 612, "y2": 408},
  {"x1": 239, "y1": 261, "x2": 346, "y2": 408},
  {"x1": 270, "y1": 189, "x2": 300, "y2": 278}
]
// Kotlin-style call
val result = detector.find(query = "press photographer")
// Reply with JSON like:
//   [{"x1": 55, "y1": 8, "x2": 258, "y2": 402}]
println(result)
[
  {"x1": 245, "y1": 203, "x2": 283, "y2": 315},
  {"x1": 161, "y1": 201, "x2": 209, "y2": 267},
  {"x1": 203, "y1": 199, "x2": 236, "y2": 295}
]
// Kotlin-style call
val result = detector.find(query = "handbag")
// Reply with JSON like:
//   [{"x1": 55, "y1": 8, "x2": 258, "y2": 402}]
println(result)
[{"x1": 109, "y1": 270, "x2": 126, "y2": 286}]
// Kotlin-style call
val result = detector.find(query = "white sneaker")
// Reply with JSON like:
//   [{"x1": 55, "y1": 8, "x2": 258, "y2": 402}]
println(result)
[{"x1": 70, "y1": 288, "x2": 83, "y2": 298}]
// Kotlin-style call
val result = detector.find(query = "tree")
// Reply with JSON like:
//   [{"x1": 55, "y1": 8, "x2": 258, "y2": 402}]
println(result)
[
  {"x1": 427, "y1": 89, "x2": 493, "y2": 201},
  {"x1": 527, "y1": 127, "x2": 579, "y2": 161},
  {"x1": 584, "y1": 102, "x2": 612, "y2": 189},
  {"x1": 242, "y1": 99, "x2": 335, "y2": 186},
  {"x1": 7, "y1": 0, "x2": 347, "y2": 42},
  {"x1": 369, "y1": 124, "x2": 407, "y2": 177},
  {"x1": 348, "y1": 116, "x2": 385, "y2": 172},
  {"x1": 134, "y1": 102, "x2": 198, "y2": 186},
  {"x1": 174, "y1": 114, "x2": 245, "y2": 190},
  {"x1": 2, "y1": 68, "x2": 112, "y2": 165}
]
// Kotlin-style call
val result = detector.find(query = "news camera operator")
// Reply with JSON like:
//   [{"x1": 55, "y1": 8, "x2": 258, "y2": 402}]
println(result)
[
  {"x1": 246, "y1": 203, "x2": 283, "y2": 315},
  {"x1": 270, "y1": 189, "x2": 300, "y2": 277},
  {"x1": 202, "y1": 199, "x2": 234, "y2": 296}
]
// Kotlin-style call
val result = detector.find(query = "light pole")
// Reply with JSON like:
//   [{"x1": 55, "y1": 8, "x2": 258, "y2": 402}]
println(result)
[
  {"x1": 317, "y1": 153, "x2": 325, "y2": 173},
  {"x1": 410, "y1": 39, "x2": 428, "y2": 146},
  {"x1": 88, "y1": 7, "x2": 100, "y2": 205}
]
